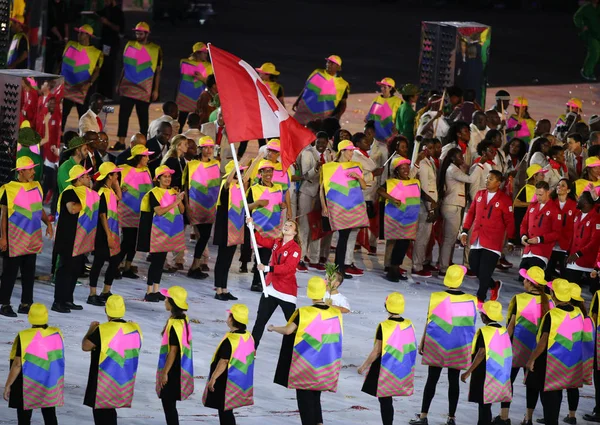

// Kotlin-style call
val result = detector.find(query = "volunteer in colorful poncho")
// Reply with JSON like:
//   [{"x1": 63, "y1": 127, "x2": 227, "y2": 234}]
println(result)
[
  {"x1": 7, "y1": 15, "x2": 28, "y2": 69},
  {"x1": 157, "y1": 286, "x2": 194, "y2": 425},
  {"x1": 410, "y1": 265, "x2": 477, "y2": 425},
  {"x1": 525, "y1": 279, "x2": 584, "y2": 425},
  {"x1": 61, "y1": 25, "x2": 104, "y2": 128},
  {"x1": 506, "y1": 97, "x2": 536, "y2": 145},
  {"x1": 553, "y1": 98, "x2": 585, "y2": 135},
  {"x1": 175, "y1": 42, "x2": 213, "y2": 131},
  {"x1": 0, "y1": 158, "x2": 53, "y2": 318},
  {"x1": 3, "y1": 304, "x2": 64, "y2": 424},
  {"x1": 358, "y1": 292, "x2": 417, "y2": 425},
  {"x1": 82, "y1": 295, "x2": 143, "y2": 425},
  {"x1": 292, "y1": 55, "x2": 350, "y2": 125},
  {"x1": 213, "y1": 160, "x2": 247, "y2": 301},
  {"x1": 53, "y1": 165, "x2": 100, "y2": 314},
  {"x1": 377, "y1": 156, "x2": 420, "y2": 283},
  {"x1": 116, "y1": 144, "x2": 153, "y2": 279},
  {"x1": 256, "y1": 62, "x2": 285, "y2": 105},
  {"x1": 203, "y1": 304, "x2": 255, "y2": 425},
  {"x1": 87, "y1": 162, "x2": 123, "y2": 307},
  {"x1": 574, "y1": 156, "x2": 600, "y2": 198},
  {"x1": 184, "y1": 136, "x2": 220, "y2": 279},
  {"x1": 366, "y1": 78, "x2": 402, "y2": 141},
  {"x1": 320, "y1": 140, "x2": 368, "y2": 277},
  {"x1": 585, "y1": 274, "x2": 600, "y2": 423},
  {"x1": 268, "y1": 277, "x2": 343, "y2": 425},
  {"x1": 461, "y1": 301, "x2": 512, "y2": 425},
  {"x1": 137, "y1": 166, "x2": 185, "y2": 302},
  {"x1": 496, "y1": 266, "x2": 550, "y2": 425}
]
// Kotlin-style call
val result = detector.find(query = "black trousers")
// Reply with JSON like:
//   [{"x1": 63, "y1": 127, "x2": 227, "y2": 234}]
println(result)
[
  {"x1": 54, "y1": 254, "x2": 84, "y2": 304},
  {"x1": 214, "y1": 245, "x2": 237, "y2": 289},
  {"x1": 93, "y1": 408, "x2": 117, "y2": 425},
  {"x1": 390, "y1": 239, "x2": 410, "y2": 266},
  {"x1": 335, "y1": 228, "x2": 352, "y2": 274},
  {"x1": 148, "y1": 252, "x2": 168, "y2": 286},
  {"x1": 118, "y1": 96, "x2": 150, "y2": 138},
  {"x1": 0, "y1": 254, "x2": 36, "y2": 305},
  {"x1": 518, "y1": 256, "x2": 546, "y2": 275},
  {"x1": 239, "y1": 225, "x2": 252, "y2": 263},
  {"x1": 595, "y1": 363, "x2": 600, "y2": 412},
  {"x1": 567, "y1": 388, "x2": 579, "y2": 412},
  {"x1": 252, "y1": 294, "x2": 296, "y2": 349},
  {"x1": 540, "y1": 390, "x2": 563, "y2": 425},
  {"x1": 161, "y1": 398, "x2": 179, "y2": 425},
  {"x1": 252, "y1": 247, "x2": 271, "y2": 287},
  {"x1": 218, "y1": 409, "x2": 236, "y2": 425},
  {"x1": 17, "y1": 406, "x2": 57, "y2": 425},
  {"x1": 564, "y1": 268, "x2": 594, "y2": 288},
  {"x1": 478, "y1": 403, "x2": 492, "y2": 425},
  {"x1": 89, "y1": 253, "x2": 120, "y2": 288},
  {"x1": 501, "y1": 367, "x2": 528, "y2": 409},
  {"x1": 470, "y1": 248, "x2": 500, "y2": 301},
  {"x1": 379, "y1": 397, "x2": 394, "y2": 425},
  {"x1": 177, "y1": 111, "x2": 189, "y2": 134},
  {"x1": 545, "y1": 250, "x2": 567, "y2": 280},
  {"x1": 62, "y1": 98, "x2": 87, "y2": 129},
  {"x1": 194, "y1": 223, "x2": 213, "y2": 259},
  {"x1": 98, "y1": 49, "x2": 119, "y2": 99},
  {"x1": 421, "y1": 366, "x2": 460, "y2": 417},
  {"x1": 296, "y1": 389, "x2": 323, "y2": 425},
  {"x1": 119, "y1": 228, "x2": 138, "y2": 263},
  {"x1": 42, "y1": 165, "x2": 58, "y2": 216}
]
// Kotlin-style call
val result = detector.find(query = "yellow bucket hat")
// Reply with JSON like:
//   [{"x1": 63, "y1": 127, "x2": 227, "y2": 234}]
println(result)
[
  {"x1": 376, "y1": 77, "x2": 396, "y2": 88},
  {"x1": 198, "y1": 135, "x2": 215, "y2": 147},
  {"x1": 105, "y1": 295, "x2": 126, "y2": 318},
  {"x1": 570, "y1": 284, "x2": 584, "y2": 302},
  {"x1": 526, "y1": 164, "x2": 548, "y2": 179},
  {"x1": 391, "y1": 156, "x2": 411, "y2": 170},
  {"x1": 66, "y1": 164, "x2": 92, "y2": 182},
  {"x1": 10, "y1": 15, "x2": 25, "y2": 25},
  {"x1": 481, "y1": 300, "x2": 504, "y2": 322},
  {"x1": 228, "y1": 304, "x2": 249, "y2": 325},
  {"x1": 513, "y1": 97, "x2": 528, "y2": 107},
  {"x1": 258, "y1": 159, "x2": 276, "y2": 171},
  {"x1": 192, "y1": 42, "x2": 208, "y2": 53},
  {"x1": 552, "y1": 279, "x2": 572, "y2": 302},
  {"x1": 444, "y1": 265, "x2": 467, "y2": 289},
  {"x1": 12, "y1": 156, "x2": 36, "y2": 171},
  {"x1": 224, "y1": 160, "x2": 247, "y2": 175},
  {"x1": 95, "y1": 162, "x2": 122, "y2": 181},
  {"x1": 159, "y1": 286, "x2": 189, "y2": 310},
  {"x1": 127, "y1": 144, "x2": 154, "y2": 160},
  {"x1": 154, "y1": 165, "x2": 175, "y2": 180},
  {"x1": 519, "y1": 266, "x2": 547, "y2": 286},
  {"x1": 307, "y1": 276, "x2": 326, "y2": 300},
  {"x1": 266, "y1": 139, "x2": 281, "y2": 152},
  {"x1": 325, "y1": 55, "x2": 342, "y2": 68},
  {"x1": 385, "y1": 292, "x2": 405, "y2": 315},
  {"x1": 585, "y1": 157, "x2": 600, "y2": 168},
  {"x1": 566, "y1": 98, "x2": 583, "y2": 111},
  {"x1": 28, "y1": 303, "x2": 48, "y2": 326},
  {"x1": 75, "y1": 24, "x2": 94, "y2": 37},
  {"x1": 255, "y1": 62, "x2": 280, "y2": 76},
  {"x1": 337, "y1": 140, "x2": 356, "y2": 151},
  {"x1": 133, "y1": 22, "x2": 150, "y2": 32}
]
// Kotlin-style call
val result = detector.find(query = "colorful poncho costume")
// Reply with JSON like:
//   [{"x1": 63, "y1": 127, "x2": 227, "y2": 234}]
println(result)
[
  {"x1": 384, "y1": 178, "x2": 420, "y2": 240},
  {"x1": 138, "y1": 187, "x2": 185, "y2": 253},
  {"x1": 294, "y1": 69, "x2": 349, "y2": 125},
  {"x1": 58, "y1": 185, "x2": 100, "y2": 256},
  {"x1": 118, "y1": 165, "x2": 152, "y2": 228},
  {"x1": 322, "y1": 161, "x2": 369, "y2": 231},
  {"x1": 184, "y1": 159, "x2": 221, "y2": 225},
  {"x1": 156, "y1": 318, "x2": 194, "y2": 400},
  {"x1": 250, "y1": 184, "x2": 283, "y2": 239},
  {"x1": 367, "y1": 95, "x2": 403, "y2": 141},
  {"x1": 119, "y1": 41, "x2": 162, "y2": 103},
  {"x1": 61, "y1": 42, "x2": 104, "y2": 104},
  {"x1": 217, "y1": 180, "x2": 245, "y2": 246},
  {"x1": 98, "y1": 187, "x2": 121, "y2": 257},
  {"x1": 176, "y1": 58, "x2": 213, "y2": 113}
]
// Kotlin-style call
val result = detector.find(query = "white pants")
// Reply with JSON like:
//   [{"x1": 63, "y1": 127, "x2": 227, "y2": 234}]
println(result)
[
  {"x1": 412, "y1": 204, "x2": 433, "y2": 272},
  {"x1": 440, "y1": 204, "x2": 463, "y2": 272},
  {"x1": 344, "y1": 229, "x2": 359, "y2": 265},
  {"x1": 297, "y1": 192, "x2": 320, "y2": 263}
]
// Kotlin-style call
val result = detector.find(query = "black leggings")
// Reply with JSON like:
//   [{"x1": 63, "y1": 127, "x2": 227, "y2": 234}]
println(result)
[
  {"x1": 595, "y1": 364, "x2": 600, "y2": 412},
  {"x1": 478, "y1": 403, "x2": 492, "y2": 425},
  {"x1": 119, "y1": 227, "x2": 138, "y2": 263},
  {"x1": 89, "y1": 253, "x2": 120, "y2": 288},
  {"x1": 177, "y1": 111, "x2": 189, "y2": 134},
  {"x1": 252, "y1": 247, "x2": 271, "y2": 287},
  {"x1": 0, "y1": 253, "x2": 36, "y2": 305},
  {"x1": 218, "y1": 409, "x2": 236, "y2": 425},
  {"x1": 526, "y1": 386, "x2": 540, "y2": 410},
  {"x1": 545, "y1": 250, "x2": 567, "y2": 280},
  {"x1": 252, "y1": 294, "x2": 296, "y2": 349},
  {"x1": 296, "y1": 389, "x2": 323, "y2": 425},
  {"x1": 214, "y1": 245, "x2": 237, "y2": 289},
  {"x1": 194, "y1": 223, "x2": 213, "y2": 259},
  {"x1": 118, "y1": 96, "x2": 150, "y2": 138},
  {"x1": 54, "y1": 254, "x2": 84, "y2": 304},
  {"x1": 62, "y1": 98, "x2": 87, "y2": 129},
  {"x1": 93, "y1": 408, "x2": 117, "y2": 425},
  {"x1": 501, "y1": 367, "x2": 524, "y2": 409},
  {"x1": 421, "y1": 366, "x2": 460, "y2": 417},
  {"x1": 161, "y1": 398, "x2": 179, "y2": 425},
  {"x1": 379, "y1": 397, "x2": 394, "y2": 425},
  {"x1": 239, "y1": 225, "x2": 252, "y2": 263},
  {"x1": 148, "y1": 252, "x2": 168, "y2": 286},
  {"x1": 540, "y1": 390, "x2": 563, "y2": 425},
  {"x1": 335, "y1": 228, "x2": 352, "y2": 274},
  {"x1": 17, "y1": 407, "x2": 57, "y2": 425},
  {"x1": 567, "y1": 388, "x2": 579, "y2": 412},
  {"x1": 391, "y1": 239, "x2": 410, "y2": 266}
]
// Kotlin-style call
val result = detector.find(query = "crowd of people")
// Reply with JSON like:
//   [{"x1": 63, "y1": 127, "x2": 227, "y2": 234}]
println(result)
[{"x1": 2, "y1": 17, "x2": 600, "y2": 425}]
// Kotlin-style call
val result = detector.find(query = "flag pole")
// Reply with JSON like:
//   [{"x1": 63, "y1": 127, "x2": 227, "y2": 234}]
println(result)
[{"x1": 230, "y1": 142, "x2": 269, "y2": 296}]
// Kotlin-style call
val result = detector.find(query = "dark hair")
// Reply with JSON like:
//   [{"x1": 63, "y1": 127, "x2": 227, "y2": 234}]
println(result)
[
  {"x1": 579, "y1": 191, "x2": 594, "y2": 206},
  {"x1": 401, "y1": 94, "x2": 413, "y2": 102},
  {"x1": 476, "y1": 139, "x2": 494, "y2": 156},
  {"x1": 589, "y1": 144, "x2": 600, "y2": 157},
  {"x1": 568, "y1": 133, "x2": 583, "y2": 144},
  {"x1": 489, "y1": 169, "x2": 503, "y2": 182},
  {"x1": 158, "y1": 121, "x2": 173, "y2": 131},
  {"x1": 306, "y1": 120, "x2": 323, "y2": 134},
  {"x1": 503, "y1": 137, "x2": 527, "y2": 161},
  {"x1": 437, "y1": 147, "x2": 462, "y2": 201},
  {"x1": 322, "y1": 117, "x2": 341, "y2": 139},
  {"x1": 572, "y1": 299, "x2": 588, "y2": 317},
  {"x1": 528, "y1": 137, "x2": 550, "y2": 166},
  {"x1": 229, "y1": 314, "x2": 247, "y2": 331},
  {"x1": 444, "y1": 121, "x2": 469, "y2": 146},
  {"x1": 332, "y1": 128, "x2": 352, "y2": 152},
  {"x1": 315, "y1": 131, "x2": 329, "y2": 140},
  {"x1": 589, "y1": 132, "x2": 600, "y2": 147},
  {"x1": 495, "y1": 89, "x2": 510, "y2": 98},
  {"x1": 484, "y1": 129, "x2": 501, "y2": 143},
  {"x1": 63, "y1": 130, "x2": 78, "y2": 146},
  {"x1": 187, "y1": 113, "x2": 201, "y2": 128},
  {"x1": 130, "y1": 154, "x2": 145, "y2": 167},
  {"x1": 550, "y1": 178, "x2": 576, "y2": 201},
  {"x1": 463, "y1": 89, "x2": 476, "y2": 102},
  {"x1": 389, "y1": 135, "x2": 409, "y2": 156},
  {"x1": 535, "y1": 180, "x2": 550, "y2": 191},
  {"x1": 447, "y1": 85, "x2": 463, "y2": 98},
  {"x1": 351, "y1": 132, "x2": 367, "y2": 147},
  {"x1": 168, "y1": 297, "x2": 188, "y2": 317},
  {"x1": 90, "y1": 93, "x2": 104, "y2": 104},
  {"x1": 364, "y1": 120, "x2": 376, "y2": 132},
  {"x1": 206, "y1": 74, "x2": 216, "y2": 88},
  {"x1": 162, "y1": 101, "x2": 177, "y2": 115}
]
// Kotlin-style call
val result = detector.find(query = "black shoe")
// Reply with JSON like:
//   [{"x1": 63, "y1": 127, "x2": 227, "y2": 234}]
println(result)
[
  {"x1": 239, "y1": 263, "x2": 248, "y2": 273},
  {"x1": 122, "y1": 269, "x2": 139, "y2": 279},
  {"x1": 250, "y1": 284, "x2": 262, "y2": 292},
  {"x1": 155, "y1": 292, "x2": 166, "y2": 301},
  {"x1": 493, "y1": 417, "x2": 512, "y2": 425},
  {"x1": 17, "y1": 304, "x2": 30, "y2": 314},
  {"x1": 65, "y1": 302, "x2": 83, "y2": 310},
  {"x1": 521, "y1": 419, "x2": 533, "y2": 425},
  {"x1": 201, "y1": 264, "x2": 210, "y2": 272},
  {"x1": 446, "y1": 419, "x2": 456, "y2": 425},
  {"x1": 114, "y1": 270, "x2": 122, "y2": 280},
  {"x1": 51, "y1": 302, "x2": 71, "y2": 313},
  {"x1": 225, "y1": 292, "x2": 238, "y2": 300},
  {"x1": 187, "y1": 268, "x2": 208, "y2": 280},
  {"x1": 146, "y1": 254, "x2": 152, "y2": 262},
  {"x1": 98, "y1": 291, "x2": 113, "y2": 301},
  {"x1": 87, "y1": 295, "x2": 106, "y2": 306},
  {"x1": 343, "y1": 273, "x2": 353, "y2": 279},
  {"x1": 536, "y1": 419, "x2": 545, "y2": 424},
  {"x1": 215, "y1": 293, "x2": 227, "y2": 301},
  {"x1": 0, "y1": 305, "x2": 17, "y2": 317},
  {"x1": 144, "y1": 293, "x2": 159, "y2": 302},
  {"x1": 251, "y1": 265, "x2": 258, "y2": 274},
  {"x1": 409, "y1": 417, "x2": 428, "y2": 425},
  {"x1": 398, "y1": 274, "x2": 408, "y2": 281},
  {"x1": 563, "y1": 416, "x2": 576, "y2": 425},
  {"x1": 583, "y1": 413, "x2": 600, "y2": 423},
  {"x1": 385, "y1": 272, "x2": 400, "y2": 283}
]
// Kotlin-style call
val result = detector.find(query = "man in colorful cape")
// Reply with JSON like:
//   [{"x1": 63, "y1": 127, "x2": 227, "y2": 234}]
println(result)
[
  {"x1": 0, "y1": 157, "x2": 54, "y2": 318},
  {"x1": 61, "y1": 24, "x2": 104, "y2": 129},
  {"x1": 176, "y1": 42, "x2": 213, "y2": 131},
  {"x1": 116, "y1": 22, "x2": 163, "y2": 148},
  {"x1": 3, "y1": 303, "x2": 64, "y2": 424},
  {"x1": 7, "y1": 15, "x2": 29, "y2": 69},
  {"x1": 82, "y1": 295, "x2": 143, "y2": 425}
]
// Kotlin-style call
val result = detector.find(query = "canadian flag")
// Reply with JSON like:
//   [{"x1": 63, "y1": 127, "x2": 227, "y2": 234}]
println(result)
[{"x1": 208, "y1": 45, "x2": 315, "y2": 171}]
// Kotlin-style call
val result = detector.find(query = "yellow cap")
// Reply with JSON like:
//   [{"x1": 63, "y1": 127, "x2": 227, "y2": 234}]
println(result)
[
  {"x1": 391, "y1": 156, "x2": 411, "y2": 170},
  {"x1": 526, "y1": 164, "x2": 548, "y2": 179},
  {"x1": 519, "y1": 266, "x2": 548, "y2": 286},
  {"x1": 266, "y1": 139, "x2": 281, "y2": 152},
  {"x1": 76, "y1": 24, "x2": 94, "y2": 37},
  {"x1": 198, "y1": 135, "x2": 215, "y2": 147},
  {"x1": 325, "y1": 55, "x2": 342, "y2": 67},
  {"x1": 570, "y1": 283, "x2": 584, "y2": 302},
  {"x1": 258, "y1": 159, "x2": 276, "y2": 171},
  {"x1": 10, "y1": 15, "x2": 24, "y2": 25},
  {"x1": 159, "y1": 286, "x2": 189, "y2": 310},
  {"x1": 66, "y1": 164, "x2": 92, "y2": 182},
  {"x1": 376, "y1": 77, "x2": 396, "y2": 88},
  {"x1": 133, "y1": 22, "x2": 150, "y2": 32},
  {"x1": 95, "y1": 162, "x2": 122, "y2": 181},
  {"x1": 12, "y1": 156, "x2": 36, "y2": 171},
  {"x1": 224, "y1": 160, "x2": 247, "y2": 175},
  {"x1": 566, "y1": 98, "x2": 583, "y2": 111},
  {"x1": 192, "y1": 42, "x2": 208, "y2": 53},
  {"x1": 127, "y1": 144, "x2": 154, "y2": 160},
  {"x1": 28, "y1": 303, "x2": 48, "y2": 326},
  {"x1": 337, "y1": 140, "x2": 356, "y2": 151},
  {"x1": 154, "y1": 165, "x2": 175, "y2": 180},
  {"x1": 255, "y1": 62, "x2": 280, "y2": 76},
  {"x1": 513, "y1": 97, "x2": 528, "y2": 107},
  {"x1": 444, "y1": 265, "x2": 467, "y2": 288},
  {"x1": 585, "y1": 157, "x2": 600, "y2": 168},
  {"x1": 20, "y1": 120, "x2": 31, "y2": 129},
  {"x1": 552, "y1": 279, "x2": 572, "y2": 302},
  {"x1": 105, "y1": 295, "x2": 126, "y2": 318},
  {"x1": 385, "y1": 292, "x2": 405, "y2": 315},
  {"x1": 228, "y1": 304, "x2": 249, "y2": 325},
  {"x1": 481, "y1": 301, "x2": 504, "y2": 322},
  {"x1": 307, "y1": 277, "x2": 327, "y2": 300}
]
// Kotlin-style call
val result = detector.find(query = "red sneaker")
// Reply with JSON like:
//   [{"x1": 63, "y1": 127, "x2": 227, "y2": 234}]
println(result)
[
  {"x1": 345, "y1": 264, "x2": 364, "y2": 276},
  {"x1": 490, "y1": 280, "x2": 503, "y2": 301},
  {"x1": 466, "y1": 269, "x2": 477, "y2": 279},
  {"x1": 297, "y1": 262, "x2": 308, "y2": 273},
  {"x1": 309, "y1": 263, "x2": 326, "y2": 271},
  {"x1": 413, "y1": 269, "x2": 433, "y2": 278}
]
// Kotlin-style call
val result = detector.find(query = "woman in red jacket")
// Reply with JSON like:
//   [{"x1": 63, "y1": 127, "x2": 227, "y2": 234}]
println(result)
[
  {"x1": 246, "y1": 217, "x2": 302, "y2": 350},
  {"x1": 546, "y1": 178, "x2": 577, "y2": 280}
]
